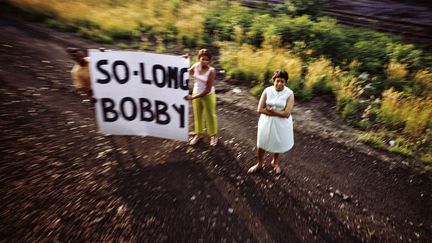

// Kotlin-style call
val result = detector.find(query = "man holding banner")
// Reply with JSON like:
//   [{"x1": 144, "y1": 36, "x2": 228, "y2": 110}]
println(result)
[{"x1": 89, "y1": 50, "x2": 190, "y2": 142}]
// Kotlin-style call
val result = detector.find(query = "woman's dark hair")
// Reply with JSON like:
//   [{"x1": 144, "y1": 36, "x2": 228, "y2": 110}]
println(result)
[
  {"x1": 198, "y1": 48, "x2": 212, "y2": 60},
  {"x1": 66, "y1": 47, "x2": 87, "y2": 66},
  {"x1": 272, "y1": 69, "x2": 289, "y2": 81}
]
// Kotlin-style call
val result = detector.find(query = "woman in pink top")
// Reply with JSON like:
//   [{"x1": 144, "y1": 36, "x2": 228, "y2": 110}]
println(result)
[{"x1": 184, "y1": 49, "x2": 218, "y2": 146}]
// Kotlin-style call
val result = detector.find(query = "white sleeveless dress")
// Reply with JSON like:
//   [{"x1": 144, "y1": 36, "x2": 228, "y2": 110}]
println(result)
[{"x1": 257, "y1": 86, "x2": 294, "y2": 153}]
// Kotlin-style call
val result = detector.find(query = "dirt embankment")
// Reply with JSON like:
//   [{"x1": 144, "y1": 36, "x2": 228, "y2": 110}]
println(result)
[{"x1": 0, "y1": 9, "x2": 431, "y2": 242}]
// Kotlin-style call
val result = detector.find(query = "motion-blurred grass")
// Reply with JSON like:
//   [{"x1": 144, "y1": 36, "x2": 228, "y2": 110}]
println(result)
[{"x1": 11, "y1": 0, "x2": 208, "y2": 46}]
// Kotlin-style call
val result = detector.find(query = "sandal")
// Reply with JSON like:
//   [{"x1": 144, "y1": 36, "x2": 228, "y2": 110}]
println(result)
[
  {"x1": 189, "y1": 135, "x2": 202, "y2": 145},
  {"x1": 273, "y1": 165, "x2": 282, "y2": 175},
  {"x1": 247, "y1": 164, "x2": 264, "y2": 174},
  {"x1": 210, "y1": 136, "x2": 218, "y2": 146}
]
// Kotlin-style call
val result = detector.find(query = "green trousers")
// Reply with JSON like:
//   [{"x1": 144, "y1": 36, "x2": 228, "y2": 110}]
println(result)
[{"x1": 192, "y1": 92, "x2": 218, "y2": 136}]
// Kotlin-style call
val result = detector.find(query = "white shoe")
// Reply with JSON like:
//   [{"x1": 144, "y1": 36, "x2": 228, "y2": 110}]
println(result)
[
  {"x1": 210, "y1": 136, "x2": 218, "y2": 146},
  {"x1": 189, "y1": 135, "x2": 201, "y2": 145},
  {"x1": 273, "y1": 165, "x2": 282, "y2": 174},
  {"x1": 247, "y1": 164, "x2": 264, "y2": 174}
]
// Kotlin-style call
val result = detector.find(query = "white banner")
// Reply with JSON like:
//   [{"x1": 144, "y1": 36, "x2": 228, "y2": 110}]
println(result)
[{"x1": 89, "y1": 50, "x2": 189, "y2": 141}]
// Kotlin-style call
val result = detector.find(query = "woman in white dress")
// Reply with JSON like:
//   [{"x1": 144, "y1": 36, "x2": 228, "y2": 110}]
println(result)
[{"x1": 248, "y1": 70, "x2": 295, "y2": 174}]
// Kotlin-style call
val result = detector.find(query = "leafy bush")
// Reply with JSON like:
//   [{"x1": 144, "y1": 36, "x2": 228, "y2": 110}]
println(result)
[
  {"x1": 358, "y1": 131, "x2": 414, "y2": 157},
  {"x1": 378, "y1": 88, "x2": 405, "y2": 128},
  {"x1": 77, "y1": 27, "x2": 112, "y2": 43},
  {"x1": 386, "y1": 62, "x2": 408, "y2": 82},
  {"x1": 45, "y1": 19, "x2": 77, "y2": 32},
  {"x1": 358, "y1": 132, "x2": 386, "y2": 148},
  {"x1": 403, "y1": 98, "x2": 432, "y2": 138},
  {"x1": 219, "y1": 42, "x2": 303, "y2": 92},
  {"x1": 308, "y1": 17, "x2": 349, "y2": 62},
  {"x1": 116, "y1": 42, "x2": 129, "y2": 49},
  {"x1": 271, "y1": 15, "x2": 314, "y2": 46},
  {"x1": 341, "y1": 100, "x2": 363, "y2": 125},
  {"x1": 303, "y1": 57, "x2": 334, "y2": 97},
  {"x1": 105, "y1": 28, "x2": 141, "y2": 39},
  {"x1": 334, "y1": 75, "x2": 365, "y2": 117},
  {"x1": 412, "y1": 70, "x2": 432, "y2": 97},
  {"x1": 378, "y1": 88, "x2": 432, "y2": 139},
  {"x1": 139, "y1": 38, "x2": 152, "y2": 51},
  {"x1": 246, "y1": 14, "x2": 274, "y2": 47},
  {"x1": 386, "y1": 43, "x2": 424, "y2": 71},
  {"x1": 204, "y1": 3, "x2": 255, "y2": 44},
  {"x1": 250, "y1": 84, "x2": 265, "y2": 97},
  {"x1": 273, "y1": 0, "x2": 327, "y2": 17}
]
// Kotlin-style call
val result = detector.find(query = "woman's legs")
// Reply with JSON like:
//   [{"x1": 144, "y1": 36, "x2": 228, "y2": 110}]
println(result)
[
  {"x1": 271, "y1": 153, "x2": 282, "y2": 174},
  {"x1": 191, "y1": 96, "x2": 204, "y2": 145},
  {"x1": 190, "y1": 93, "x2": 218, "y2": 145},
  {"x1": 192, "y1": 97, "x2": 205, "y2": 135},
  {"x1": 202, "y1": 93, "x2": 218, "y2": 146},
  {"x1": 248, "y1": 147, "x2": 265, "y2": 173},
  {"x1": 257, "y1": 148, "x2": 265, "y2": 167},
  {"x1": 202, "y1": 93, "x2": 218, "y2": 136},
  {"x1": 271, "y1": 153, "x2": 279, "y2": 166}
]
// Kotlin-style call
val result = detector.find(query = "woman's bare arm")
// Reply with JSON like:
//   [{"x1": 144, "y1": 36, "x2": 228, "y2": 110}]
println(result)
[
  {"x1": 188, "y1": 63, "x2": 195, "y2": 76},
  {"x1": 257, "y1": 92, "x2": 274, "y2": 116},
  {"x1": 267, "y1": 94, "x2": 294, "y2": 118}
]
